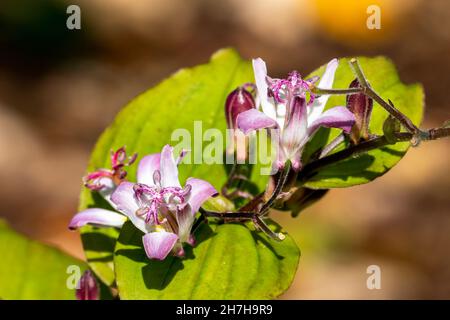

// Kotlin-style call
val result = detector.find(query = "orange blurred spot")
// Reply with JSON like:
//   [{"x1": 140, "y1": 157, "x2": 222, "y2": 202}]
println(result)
[{"x1": 311, "y1": 0, "x2": 414, "y2": 47}]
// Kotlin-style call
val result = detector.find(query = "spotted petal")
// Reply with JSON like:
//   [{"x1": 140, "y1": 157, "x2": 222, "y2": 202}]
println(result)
[
  {"x1": 142, "y1": 231, "x2": 178, "y2": 260},
  {"x1": 68, "y1": 208, "x2": 126, "y2": 230}
]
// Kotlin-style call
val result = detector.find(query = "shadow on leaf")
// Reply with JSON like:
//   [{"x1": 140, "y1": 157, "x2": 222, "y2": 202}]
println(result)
[
  {"x1": 249, "y1": 223, "x2": 285, "y2": 260},
  {"x1": 115, "y1": 221, "x2": 216, "y2": 290},
  {"x1": 81, "y1": 231, "x2": 117, "y2": 253}
]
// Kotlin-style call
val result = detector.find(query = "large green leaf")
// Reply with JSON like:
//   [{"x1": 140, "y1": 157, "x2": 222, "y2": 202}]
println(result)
[
  {"x1": 114, "y1": 220, "x2": 299, "y2": 299},
  {"x1": 302, "y1": 56, "x2": 424, "y2": 188},
  {"x1": 0, "y1": 219, "x2": 87, "y2": 300}
]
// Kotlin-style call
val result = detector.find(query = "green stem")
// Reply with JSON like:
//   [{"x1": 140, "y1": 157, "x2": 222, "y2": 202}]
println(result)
[{"x1": 259, "y1": 161, "x2": 292, "y2": 214}]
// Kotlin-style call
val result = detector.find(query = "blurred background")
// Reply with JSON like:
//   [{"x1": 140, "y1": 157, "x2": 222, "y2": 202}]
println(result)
[{"x1": 0, "y1": 0, "x2": 449, "y2": 299}]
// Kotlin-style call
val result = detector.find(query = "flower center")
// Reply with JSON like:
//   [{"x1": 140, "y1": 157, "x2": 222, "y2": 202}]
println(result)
[
  {"x1": 268, "y1": 71, "x2": 315, "y2": 105},
  {"x1": 133, "y1": 171, "x2": 191, "y2": 225}
]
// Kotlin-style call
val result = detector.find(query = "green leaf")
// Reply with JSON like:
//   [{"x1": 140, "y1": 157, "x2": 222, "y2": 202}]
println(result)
[
  {"x1": 0, "y1": 219, "x2": 87, "y2": 300},
  {"x1": 303, "y1": 56, "x2": 424, "y2": 188},
  {"x1": 114, "y1": 220, "x2": 299, "y2": 299}
]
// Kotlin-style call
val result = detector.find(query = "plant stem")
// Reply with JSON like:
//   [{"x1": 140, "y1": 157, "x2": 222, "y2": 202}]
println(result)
[
  {"x1": 348, "y1": 58, "x2": 421, "y2": 135},
  {"x1": 298, "y1": 127, "x2": 450, "y2": 182},
  {"x1": 200, "y1": 208, "x2": 255, "y2": 220},
  {"x1": 312, "y1": 87, "x2": 362, "y2": 96},
  {"x1": 252, "y1": 215, "x2": 285, "y2": 241},
  {"x1": 259, "y1": 161, "x2": 292, "y2": 214}
]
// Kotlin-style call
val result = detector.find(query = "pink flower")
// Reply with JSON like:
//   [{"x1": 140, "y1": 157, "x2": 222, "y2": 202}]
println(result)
[
  {"x1": 236, "y1": 58, "x2": 355, "y2": 171},
  {"x1": 69, "y1": 145, "x2": 217, "y2": 261}
]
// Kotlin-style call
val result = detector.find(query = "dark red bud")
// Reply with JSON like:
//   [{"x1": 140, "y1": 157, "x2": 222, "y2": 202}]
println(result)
[
  {"x1": 76, "y1": 270, "x2": 99, "y2": 300},
  {"x1": 346, "y1": 79, "x2": 373, "y2": 143},
  {"x1": 225, "y1": 87, "x2": 256, "y2": 130}
]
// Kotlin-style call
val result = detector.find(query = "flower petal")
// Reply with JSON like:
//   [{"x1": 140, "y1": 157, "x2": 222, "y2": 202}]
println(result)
[
  {"x1": 280, "y1": 96, "x2": 308, "y2": 169},
  {"x1": 253, "y1": 58, "x2": 277, "y2": 120},
  {"x1": 307, "y1": 106, "x2": 355, "y2": 136},
  {"x1": 137, "y1": 153, "x2": 161, "y2": 185},
  {"x1": 68, "y1": 208, "x2": 126, "y2": 230},
  {"x1": 111, "y1": 182, "x2": 149, "y2": 233},
  {"x1": 308, "y1": 58, "x2": 339, "y2": 123},
  {"x1": 176, "y1": 205, "x2": 195, "y2": 244},
  {"x1": 185, "y1": 177, "x2": 218, "y2": 213},
  {"x1": 160, "y1": 145, "x2": 181, "y2": 188},
  {"x1": 97, "y1": 177, "x2": 117, "y2": 207},
  {"x1": 236, "y1": 109, "x2": 279, "y2": 135},
  {"x1": 176, "y1": 149, "x2": 189, "y2": 165},
  {"x1": 142, "y1": 231, "x2": 178, "y2": 260}
]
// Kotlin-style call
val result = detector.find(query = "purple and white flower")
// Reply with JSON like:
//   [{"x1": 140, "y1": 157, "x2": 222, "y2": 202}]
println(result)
[
  {"x1": 83, "y1": 146, "x2": 137, "y2": 202},
  {"x1": 70, "y1": 145, "x2": 217, "y2": 261},
  {"x1": 68, "y1": 147, "x2": 136, "y2": 230},
  {"x1": 236, "y1": 58, "x2": 355, "y2": 171}
]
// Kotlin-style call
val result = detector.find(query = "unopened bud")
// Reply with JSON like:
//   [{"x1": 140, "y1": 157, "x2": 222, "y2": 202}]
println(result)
[
  {"x1": 76, "y1": 270, "x2": 99, "y2": 300},
  {"x1": 225, "y1": 86, "x2": 256, "y2": 161},
  {"x1": 346, "y1": 79, "x2": 373, "y2": 144},
  {"x1": 225, "y1": 86, "x2": 256, "y2": 130}
]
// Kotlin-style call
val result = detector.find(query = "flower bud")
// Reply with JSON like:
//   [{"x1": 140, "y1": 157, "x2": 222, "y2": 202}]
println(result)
[
  {"x1": 225, "y1": 86, "x2": 256, "y2": 130},
  {"x1": 76, "y1": 270, "x2": 99, "y2": 300},
  {"x1": 225, "y1": 86, "x2": 256, "y2": 161},
  {"x1": 346, "y1": 79, "x2": 373, "y2": 144}
]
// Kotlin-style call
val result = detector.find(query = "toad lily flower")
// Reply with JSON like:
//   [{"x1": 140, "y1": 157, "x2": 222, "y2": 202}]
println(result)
[
  {"x1": 236, "y1": 58, "x2": 355, "y2": 171},
  {"x1": 68, "y1": 147, "x2": 137, "y2": 230},
  {"x1": 70, "y1": 145, "x2": 217, "y2": 260},
  {"x1": 83, "y1": 146, "x2": 137, "y2": 202}
]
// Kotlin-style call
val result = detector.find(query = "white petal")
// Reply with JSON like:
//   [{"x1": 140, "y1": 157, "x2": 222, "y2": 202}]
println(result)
[
  {"x1": 68, "y1": 208, "x2": 126, "y2": 230},
  {"x1": 252, "y1": 58, "x2": 277, "y2": 120},
  {"x1": 137, "y1": 153, "x2": 161, "y2": 186},
  {"x1": 160, "y1": 145, "x2": 181, "y2": 188},
  {"x1": 308, "y1": 58, "x2": 339, "y2": 123}
]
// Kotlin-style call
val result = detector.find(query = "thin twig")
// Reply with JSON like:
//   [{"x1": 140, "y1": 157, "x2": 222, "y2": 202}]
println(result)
[
  {"x1": 312, "y1": 87, "x2": 363, "y2": 96},
  {"x1": 259, "y1": 161, "x2": 292, "y2": 214},
  {"x1": 298, "y1": 127, "x2": 450, "y2": 183},
  {"x1": 348, "y1": 58, "x2": 421, "y2": 135}
]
